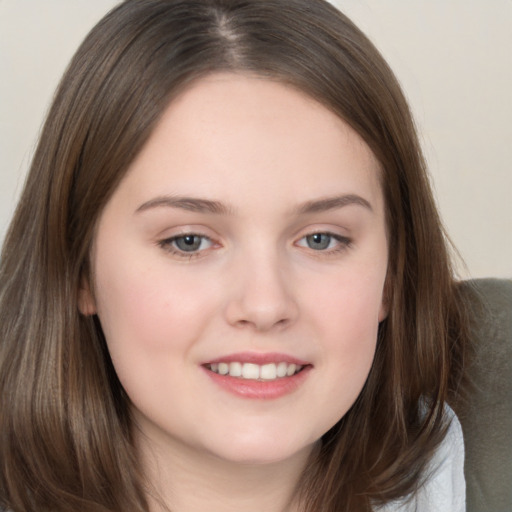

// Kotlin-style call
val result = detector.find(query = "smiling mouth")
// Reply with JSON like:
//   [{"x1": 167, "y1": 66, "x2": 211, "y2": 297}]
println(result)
[{"x1": 205, "y1": 361, "x2": 305, "y2": 381}]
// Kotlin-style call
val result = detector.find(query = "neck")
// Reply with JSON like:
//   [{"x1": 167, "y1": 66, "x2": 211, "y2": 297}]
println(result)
[{"x1": 137, "y1": 430, "x2": 315, "y2": 512}]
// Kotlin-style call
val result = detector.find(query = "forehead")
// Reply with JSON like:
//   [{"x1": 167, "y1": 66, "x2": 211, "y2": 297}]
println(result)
[{"x1": 114, "y1": 72, "x2": 384, "y2": 215}]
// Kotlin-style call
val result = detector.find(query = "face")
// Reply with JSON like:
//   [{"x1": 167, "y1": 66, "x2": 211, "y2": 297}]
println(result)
[{"x1": 80, "y1": 73, "x2": 388, "y2": 467}]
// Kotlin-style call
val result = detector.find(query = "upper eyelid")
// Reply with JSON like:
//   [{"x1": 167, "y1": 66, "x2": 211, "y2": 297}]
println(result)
[
  {"x1": 293, "y1": 226, "x2": 351, "y2": 241},
  {"x1": 156, "y1": 224, "x2": 217, "y2": 240},
  {"x1": 165, "y1": 232, "x2": 212, "y2": 240},
  {"x1": 299, "y1": 230, "x2": 348, "y2": 238},
  {"x1": 157, "y1": 228, "x2": 351, "y2": 242}
]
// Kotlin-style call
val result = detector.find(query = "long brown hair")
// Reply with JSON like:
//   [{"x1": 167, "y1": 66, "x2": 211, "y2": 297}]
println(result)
[{"x1": 0, "y1": 1, "x2": 468, "y2": 510}]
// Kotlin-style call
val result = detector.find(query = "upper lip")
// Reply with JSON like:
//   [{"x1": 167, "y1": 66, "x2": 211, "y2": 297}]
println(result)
[{"x1": 202, "y1": 352, "x2": 311, "y2": 366}]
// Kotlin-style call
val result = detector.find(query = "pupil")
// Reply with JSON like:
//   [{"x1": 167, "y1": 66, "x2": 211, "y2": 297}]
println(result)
[
  {"x1": 307, "y1": 233, "x2": 330, "y2": 250},
  {"x1": 176, "y1": 235, "x2": 201, "y2": 251}
]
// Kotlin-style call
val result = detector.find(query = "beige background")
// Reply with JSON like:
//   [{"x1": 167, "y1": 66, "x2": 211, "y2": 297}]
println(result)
[{"x1": 1, "y1": 0, "x2": 511, "y2": 278}]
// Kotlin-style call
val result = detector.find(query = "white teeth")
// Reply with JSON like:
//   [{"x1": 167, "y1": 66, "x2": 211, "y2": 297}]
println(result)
[
  {"x1": 208, "y1": 361, "x2": 303, "y2": 381},
  {"x1": 229, "y1": 362, "x2": 242, "y2": 377},
  {"x1": 242, "y1": 363, "x2": 260, "y2": 379},
  {"x1": 276, "y1": 362, "x2": 288, "y2": 377},
  {"x1": 286, "y1": 363, "x2": 297, "y2": 376},
  {"x1": 260, "y1": 363, "x2": 277, "y2": 380}
]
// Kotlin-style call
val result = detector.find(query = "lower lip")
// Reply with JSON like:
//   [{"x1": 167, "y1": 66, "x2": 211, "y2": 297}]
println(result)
[{"x1": 202, "y1": 366, "x2": 312, "y2": 400}]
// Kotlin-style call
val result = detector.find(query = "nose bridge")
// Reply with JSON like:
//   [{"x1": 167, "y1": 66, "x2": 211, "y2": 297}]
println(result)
[{"x1": 224, "y1": 243, "x2": 298, "y2": 331}]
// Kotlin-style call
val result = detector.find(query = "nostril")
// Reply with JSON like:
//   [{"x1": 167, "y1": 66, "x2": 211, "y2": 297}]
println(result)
[{"x1": 233, "y1": 316, "x2": 291, "y2": 331}]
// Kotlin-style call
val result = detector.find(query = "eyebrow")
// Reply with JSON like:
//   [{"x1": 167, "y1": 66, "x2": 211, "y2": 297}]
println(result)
[
  {"x1": 294, "y1": 194, "x2": 373, "y2": 214},
  {"x1": 135, "y1": 196, "x2": 232, "y2": 215},
  {"x1": 135, "y1": 193, "x2": 372, "y2": 216}
]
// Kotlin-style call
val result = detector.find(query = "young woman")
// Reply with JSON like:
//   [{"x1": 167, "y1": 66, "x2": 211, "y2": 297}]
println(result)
[{"x1": 0, "y1": 1, "x2": 469, "y2": 511}]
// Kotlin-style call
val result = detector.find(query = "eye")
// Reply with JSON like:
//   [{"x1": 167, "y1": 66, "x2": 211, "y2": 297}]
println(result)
[
  {"x1": 159, "y1": 234, "x2": 214, "y2": 254},
  {"x1": 296, "y1": 232, "x2": 351, "y2": 252}
]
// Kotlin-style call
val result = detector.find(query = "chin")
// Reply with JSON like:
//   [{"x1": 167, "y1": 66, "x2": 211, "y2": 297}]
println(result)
[{"x1": 203, "y1": 433, "x2": 317, "y2": 467}]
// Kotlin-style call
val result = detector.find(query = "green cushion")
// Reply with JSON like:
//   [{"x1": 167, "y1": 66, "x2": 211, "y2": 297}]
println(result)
[{"x1": 453, "y1": 279, "x2": 512, "y2": 512}]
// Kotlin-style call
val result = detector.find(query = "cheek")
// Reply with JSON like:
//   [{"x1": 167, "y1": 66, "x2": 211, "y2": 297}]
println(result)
[
  {"x1": 92, "y1": 256, "x2": 217, "y2": 373},
  {"x1": 306, "y1": 263, "x2": 385, "y2": 341},
  {"x1": 92, "y1": 261, "x2": 222, "y2": 418},
  {"x1": 323, "y1": 295, "x2": 379, "y2": 388},
  {"x1": 303, "y1": 268, "x2": 384, "y2": 413}
]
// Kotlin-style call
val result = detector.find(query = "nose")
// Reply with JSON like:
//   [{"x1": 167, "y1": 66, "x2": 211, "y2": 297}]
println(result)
[{"x1": 224, "y1": 252, "x2": 299, "y2": 332}]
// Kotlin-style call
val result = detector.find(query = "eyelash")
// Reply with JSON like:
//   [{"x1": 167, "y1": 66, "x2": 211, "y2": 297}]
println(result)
[
  {"x1": 157, "y1": 231, "x2": 352, "y2": 259},
  {"x1": 295, "y1": 232, "x2": 352, "y2": 255},
  {"x1": 158, "y1": 233, "x2": 215, "y2": 259}
]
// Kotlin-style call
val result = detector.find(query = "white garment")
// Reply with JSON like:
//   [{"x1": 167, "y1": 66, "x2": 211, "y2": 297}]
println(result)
[{"x1": 375, "y1": 406, "x2": 466, "y2": 511}]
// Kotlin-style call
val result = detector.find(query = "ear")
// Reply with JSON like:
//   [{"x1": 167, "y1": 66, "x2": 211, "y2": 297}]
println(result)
[
  {"x1": 378, "y1": 275, "x2": 391, "y2": 322},
  {"x1": 78, "y1": 275, "x2": 97, "y2": 316},
  {"x1": 378, "y1": 297, "x2": 389, "y2": 322}
]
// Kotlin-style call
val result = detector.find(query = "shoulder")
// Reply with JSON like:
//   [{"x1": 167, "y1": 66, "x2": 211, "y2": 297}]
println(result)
[
  {"x1": 375, "y1": 405, "x2": 466, "y2": 512},
  {"x1": 414, "y1": 406, "x2": 466, "y2": 511}
]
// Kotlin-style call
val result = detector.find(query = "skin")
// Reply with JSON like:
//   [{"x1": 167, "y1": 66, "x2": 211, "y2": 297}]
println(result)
[{"x1": 80, "y1": 73, "x2": 389, "y2": 512}]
